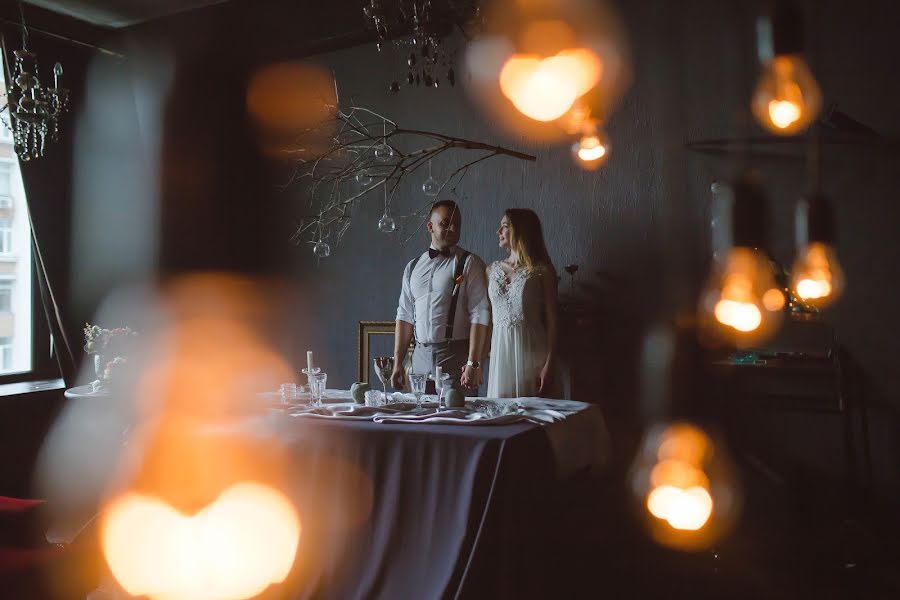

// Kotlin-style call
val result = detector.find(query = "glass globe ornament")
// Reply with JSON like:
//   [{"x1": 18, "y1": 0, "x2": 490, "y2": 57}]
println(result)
[
  {"x1": 378, "y1": 213, "x2": 397, "y2": 233},
  {"x1": 374, "y1": 143, "x2": 394, "y2": 162},
  {"x1": 312, "y1": 240, "x2": 331, "y2": 258},
  {"x1": 422, "y1": 161, "x2": 441, "y2": 196},
  {"x1": 356, "y1": 169, "x2": 373, "y2": 187}
]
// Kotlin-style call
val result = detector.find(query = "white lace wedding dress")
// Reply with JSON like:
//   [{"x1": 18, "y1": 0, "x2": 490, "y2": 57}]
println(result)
[{"x1": 486, "y1": 261, "x2": 551, "y2": 398}]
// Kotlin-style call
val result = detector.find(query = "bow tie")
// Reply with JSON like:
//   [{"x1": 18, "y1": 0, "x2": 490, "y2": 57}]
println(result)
[{"x1": 429, "y1": 247, "x2": 454, "y2": 259}]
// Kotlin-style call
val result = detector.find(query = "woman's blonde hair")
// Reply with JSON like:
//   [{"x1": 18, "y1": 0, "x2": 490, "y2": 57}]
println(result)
[{"x1": 504, "y1": 208, "x2": 554, "y2": 272}]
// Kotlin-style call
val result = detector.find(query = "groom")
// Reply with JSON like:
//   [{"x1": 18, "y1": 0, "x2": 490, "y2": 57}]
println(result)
[{"x1": 391, "y1": 200, "x2": 489, "y2": 396}]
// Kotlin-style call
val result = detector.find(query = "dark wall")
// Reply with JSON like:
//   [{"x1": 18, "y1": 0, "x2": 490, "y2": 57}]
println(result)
[
  {"x1": 287, "y1": 0, "x2": 899, "y2": 388},
  {"x1": 47, "y1": 0, "x2": 900, "y2": 500},
  {"x1": 271, "y1": 0, "x2": 900, "y2": 494}
]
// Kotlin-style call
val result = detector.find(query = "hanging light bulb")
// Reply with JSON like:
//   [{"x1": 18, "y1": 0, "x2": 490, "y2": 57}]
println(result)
[
  {"x1": 464, "y1": 0, "x2": 630, "y2": 140},
  {"x1": 571, "y1": 125, "x2": 609, "y2": 170},
  {"x1": 698, "y1": 174, "x2": 784, "y2": 347},
  {"x1": 378, "y1": 184, "x2": 396, "y2": 233},
  {"x1": 632, "y1": 325, "x2": 740, "y2": 551},
  {"x1": 422, "y1": 161, "x2": 441, "y2": 196},
  {"x1": 791, "y1": 193, "x2": 844, "y2": 307},
  {"x1": 751, "y1": 0, "x2": 822, "y2": 135},
  {"x1": 631, "y1": 421, "x2": 739, "y2": 551}
]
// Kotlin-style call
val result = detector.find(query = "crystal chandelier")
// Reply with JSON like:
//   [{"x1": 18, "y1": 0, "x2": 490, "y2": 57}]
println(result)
[
  {"x1": 1, "y1": 2, "x2": 69, "y2": 161},
  {"x1": 363, "y1": 0, "x2": 481, "y2": 93}
]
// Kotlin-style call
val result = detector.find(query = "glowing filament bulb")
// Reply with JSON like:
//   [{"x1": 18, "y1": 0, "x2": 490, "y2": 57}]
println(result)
[{"x1": 752, "y1": 55, "x2": 822, "y2": 135}]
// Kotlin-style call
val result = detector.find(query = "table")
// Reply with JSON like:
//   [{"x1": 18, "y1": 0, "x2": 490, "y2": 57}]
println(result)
[
  {"x1": 64, "y1": 384, "x2": 107, "y2": 399},
  {"x1": 264, "y1": 395, "x2": 609, "y2": 599}
]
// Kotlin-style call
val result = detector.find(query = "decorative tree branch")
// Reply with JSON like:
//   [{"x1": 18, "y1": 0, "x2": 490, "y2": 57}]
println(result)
[{"x1": 286, "y1": 98, "x2": 536, "y2": 256}]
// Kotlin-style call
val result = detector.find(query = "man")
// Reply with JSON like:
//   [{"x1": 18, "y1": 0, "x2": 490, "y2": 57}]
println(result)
[{"x1": 391, "y1": 200, "x2": 489, "y2": 396}]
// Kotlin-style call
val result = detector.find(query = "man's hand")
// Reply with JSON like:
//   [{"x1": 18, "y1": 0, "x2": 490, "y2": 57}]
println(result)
[
  {"x1": 460, "y1": 364, "x2": 482, "y2": 389},
  {"x1": 390, "y1": 366, "x2": 406, "y2": 390}
]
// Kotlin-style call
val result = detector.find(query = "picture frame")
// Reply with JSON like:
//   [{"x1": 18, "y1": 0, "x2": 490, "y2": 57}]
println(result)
[{"x1": 358, "y1": 320, "x2": 414, "y2": 385}]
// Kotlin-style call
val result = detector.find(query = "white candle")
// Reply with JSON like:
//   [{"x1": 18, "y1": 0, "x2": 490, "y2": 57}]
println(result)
[
  {"x1": 307, "y1": 350, "x2": 314, "y2": 372},
  {"x1": 435, "y1": 366, "x2": 443, "y2": 384}
]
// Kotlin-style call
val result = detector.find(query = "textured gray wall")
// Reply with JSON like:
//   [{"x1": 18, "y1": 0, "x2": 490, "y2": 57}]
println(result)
[{"x1": 291, "y1": 0, "x2": 900, "y2": 419}]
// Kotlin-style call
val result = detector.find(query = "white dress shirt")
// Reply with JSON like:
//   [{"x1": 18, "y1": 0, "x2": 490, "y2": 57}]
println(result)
[{"x1": 396, "y1": 246, "x2": 490, "y2": 343}]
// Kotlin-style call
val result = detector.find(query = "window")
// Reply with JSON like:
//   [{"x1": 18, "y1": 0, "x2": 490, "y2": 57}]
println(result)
[
  {"x1": 0, "y1": 47, "x2": 35, "y2": 378},
  {"x1": 0, "y1": 337, "x2": 12, "y2": 371},
  {"x1": 0, "y1": 282, "x2": 11, "y2": 312},
  {"x1": 0, "y1": 220, "x2": 11, "y2": 254},
  {"x1": 0, "y1": 162, "x2": 11, "y2": 208}
]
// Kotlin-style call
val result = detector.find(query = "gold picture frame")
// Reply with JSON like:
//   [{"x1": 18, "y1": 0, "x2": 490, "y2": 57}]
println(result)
[{"x1": 358, "y1": 321, "x2": 415, "y2": 383}]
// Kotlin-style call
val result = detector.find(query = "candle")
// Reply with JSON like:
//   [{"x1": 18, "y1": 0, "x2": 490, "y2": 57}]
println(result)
[
  {"x1": 435, "y1": 366, "x2": 443, "y2": 384},
  {"x1": 307, "y1": 351, "x2": 314, "y2": 372}
]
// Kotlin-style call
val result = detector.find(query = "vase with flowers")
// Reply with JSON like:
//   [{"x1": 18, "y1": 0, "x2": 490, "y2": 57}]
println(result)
[{"x1": 83, "y1": 323, "x2": 137, "y2": 392}]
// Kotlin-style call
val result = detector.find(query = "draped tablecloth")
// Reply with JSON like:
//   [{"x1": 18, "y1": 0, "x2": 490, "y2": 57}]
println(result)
[{"x1": 248, "y1": 393, "x2": 610, "y2": 600}]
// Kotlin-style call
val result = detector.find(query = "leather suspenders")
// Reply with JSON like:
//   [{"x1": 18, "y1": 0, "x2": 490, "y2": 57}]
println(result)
[
  {"x1": 407, "y1": 250, "x2": 471, "y2": 342},
  {"x1": 445, "y1": 251, "x2": 470, "y2": 340}
]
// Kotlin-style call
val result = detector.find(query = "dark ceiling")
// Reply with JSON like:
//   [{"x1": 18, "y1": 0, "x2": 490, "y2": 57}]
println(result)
[{"x1": 24, "y1": 0, "x2": 233, "y2": 28}]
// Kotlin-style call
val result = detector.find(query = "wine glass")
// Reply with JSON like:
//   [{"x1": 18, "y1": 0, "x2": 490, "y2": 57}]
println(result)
[
  {"x1": 374, "y1": 356, "x2": 394, "y2": 395},
  {"x1": 409, "y1": 373, "x2": 427, "y2": 409}
]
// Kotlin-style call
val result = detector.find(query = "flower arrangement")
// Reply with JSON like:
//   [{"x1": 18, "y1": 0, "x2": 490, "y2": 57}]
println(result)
[{"x1": 83, "y1": 323, "x2": 138, "y2": 390}]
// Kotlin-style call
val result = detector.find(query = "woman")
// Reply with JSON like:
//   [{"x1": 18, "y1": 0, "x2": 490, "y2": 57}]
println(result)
[{"x1": 486, "y1": 209, "x2": 558, "y2": 398}]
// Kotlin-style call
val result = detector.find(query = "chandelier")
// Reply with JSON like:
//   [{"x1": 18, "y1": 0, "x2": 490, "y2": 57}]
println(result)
[
  {"x1": 1, "y1": 2, "x2": 69, "y2": 161},
  {"x1": 363, "y1": 0, "x2": 481, "y2": 93}
]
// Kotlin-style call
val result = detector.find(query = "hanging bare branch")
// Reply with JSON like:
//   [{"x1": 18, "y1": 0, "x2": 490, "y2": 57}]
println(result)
[{"x1": 285, "y1": 98, "x2": 536, "y2": 255}]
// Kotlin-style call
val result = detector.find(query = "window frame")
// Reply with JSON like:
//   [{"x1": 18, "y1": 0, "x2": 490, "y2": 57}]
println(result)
[
  {"x1": 0, "y1": 256, "x2": 57, "y2": 384},
  {"x1": 0, "y1": 161, "x2": 12, "y2": 208},
  {"x1": 0, "y1": 46, "x2": 57, "y2": 385}
]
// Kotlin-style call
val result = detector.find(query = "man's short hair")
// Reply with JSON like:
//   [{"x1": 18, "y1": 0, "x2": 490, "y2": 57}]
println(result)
[{"x1": 429, "y1": 199, "x2": 459, "y2": 218}]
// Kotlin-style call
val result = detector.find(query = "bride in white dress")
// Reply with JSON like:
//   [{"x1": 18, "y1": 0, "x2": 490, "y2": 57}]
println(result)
[{"x1": 486, "y1": 209, "x2": 559, "y2": 398}]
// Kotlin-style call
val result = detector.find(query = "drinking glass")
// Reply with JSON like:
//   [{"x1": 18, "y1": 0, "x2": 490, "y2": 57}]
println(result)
[
  {"x1": 279, "y1": 383, "x2": 297, "y2": 404},
  {"x1": 310, "y1": 372, "x2": 327, "y2": 406},
  {"x1": 409, "y1": 373, "x2": 427, "y2": 409},
  {"x1": 435, "y1": 373, "x2": 451, "y2": 409},
  {"x1": 374, "y1": 356, "x2": 394, "y2": 395}
]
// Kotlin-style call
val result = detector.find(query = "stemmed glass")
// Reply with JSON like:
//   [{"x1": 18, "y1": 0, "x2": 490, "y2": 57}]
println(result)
[
  {"x1": 374, "y1": 356, "x2": 394, "y2": 396},
  {"x1": 409, "y1": 373, "x2": 427, "y2": 409}
]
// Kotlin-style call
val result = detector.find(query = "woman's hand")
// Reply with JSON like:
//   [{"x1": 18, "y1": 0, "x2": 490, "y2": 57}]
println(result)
[{"x1": 537, "y1": 362, "x2": 553, "y2": 396}]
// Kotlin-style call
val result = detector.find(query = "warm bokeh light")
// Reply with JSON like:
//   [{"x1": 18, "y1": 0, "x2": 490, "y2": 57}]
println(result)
[
  {"x1": 464, "y1": 0, "x2": 630, "y2": 141},
  {"x1": 499, "y1": 49, "x2": 602, "y2": 122},
  {"x1": 792, "y1": 241, "x2": 844, "y2": 306},
  {"x1": 762, "y1": 287, "x2": 786, "y2": 311},
  {"x1": 646, "y1": 485, "x2": 714, "y2": 531},
  {"x1": 246, "y1": 61, "x2": 337, "y2": 156},
  {"x1": 656, "y1": 423, "x2": 711, "y2": 465},
  {"x1": 632, "y1": 421, "x2": 739, "y2": 549},
  {"x1": 752, "y1": 55, "x2": 822, "y2": 135},
  {"x1": 796, "y1": 278, "x2": 831, "y2": 299},
  {"x1": 36, "y1": 274, "x2": 307, "y2": 598},
  {"x1": 102, "y1": 482, "x2": 300, "y2": 600},
  {"x1": 571, "y1": 129, "x2": 609, "y2": 169},
  {"x1": 768, "y1": 99, "x2": 801, "y2": 129},
  {"x1": 701, "y1": 247, "x2": 784, "y2": 346},
  {"x1": 713, "y1": 298, "x2": 762, "y2": 332}
]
